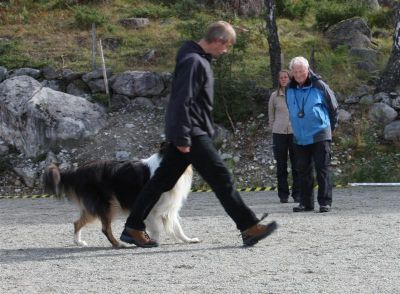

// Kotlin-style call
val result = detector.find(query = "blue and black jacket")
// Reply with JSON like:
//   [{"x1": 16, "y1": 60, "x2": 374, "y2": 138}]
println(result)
[{"x1": 286, "y1": 71, "x2": 339, "y2": 146}]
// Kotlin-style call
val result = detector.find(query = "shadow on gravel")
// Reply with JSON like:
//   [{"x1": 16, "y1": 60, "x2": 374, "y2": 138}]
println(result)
[
  {"x1": 0, "y1": 244, "x2": 239, "y2": 264},
  {"x1": 0, "y1": 246, "x2": 114, "y2": 264}
]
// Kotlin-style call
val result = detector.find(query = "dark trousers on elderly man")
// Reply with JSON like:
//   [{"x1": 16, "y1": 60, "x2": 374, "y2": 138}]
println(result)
[
  {"x1": 125, "y1": 135, "x2": 259, "y2": 232},
  {"x1": 272, "y1": 133, "x2": 300, "y2": 202},
  {"x1": 294, "y1": 140, "x2": 332, "y2": 209}
]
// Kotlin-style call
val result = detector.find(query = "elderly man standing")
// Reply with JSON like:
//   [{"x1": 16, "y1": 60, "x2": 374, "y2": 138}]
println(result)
[{"x1": 286, "y1": 56, "x2": 339, "y2": 213}]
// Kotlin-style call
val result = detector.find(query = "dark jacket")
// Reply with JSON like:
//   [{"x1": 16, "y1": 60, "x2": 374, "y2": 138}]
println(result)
[
  {"x1": 286, "y1": 70, "x2": 339, "y2": 145},
  {"x1": 165, "y1": 41, "x2": 215, "y2": 147}
]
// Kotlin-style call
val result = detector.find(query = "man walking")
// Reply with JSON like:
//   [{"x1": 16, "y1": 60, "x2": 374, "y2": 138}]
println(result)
[{"x1": 120, "y1": 21, "x2": 278, "y2": 248}]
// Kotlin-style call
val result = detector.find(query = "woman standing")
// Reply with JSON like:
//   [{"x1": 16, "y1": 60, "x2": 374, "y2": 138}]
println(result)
[{"x1": 268, "y1": 70, "x2": 300, "y2": 203}]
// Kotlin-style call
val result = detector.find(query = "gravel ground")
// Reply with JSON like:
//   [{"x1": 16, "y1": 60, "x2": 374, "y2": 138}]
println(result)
[{"x1": 1, "y1": 187, "x2": 399, "y2": 293}]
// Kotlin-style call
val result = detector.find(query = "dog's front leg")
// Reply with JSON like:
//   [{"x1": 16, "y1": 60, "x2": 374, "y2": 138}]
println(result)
[
  {"x1": 74, "y1": 229, "x2": 88, "y2": 247},
  {"x1": 74, "y1": 212, "x2": 91, "y2": 246}
]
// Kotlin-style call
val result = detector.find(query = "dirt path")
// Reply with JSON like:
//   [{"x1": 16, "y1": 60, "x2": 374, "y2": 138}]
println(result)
[{"x1": 1, "y1": 187, "x2": 399, "y2": 293}]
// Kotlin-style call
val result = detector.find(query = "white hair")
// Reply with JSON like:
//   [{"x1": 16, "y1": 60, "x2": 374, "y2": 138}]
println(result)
[{"x1": 289, "y1": 56, "x2": 309, "y2": 70}]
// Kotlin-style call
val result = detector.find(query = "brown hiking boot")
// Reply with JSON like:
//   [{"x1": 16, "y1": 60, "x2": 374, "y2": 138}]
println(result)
[
  {"x1": 120, "y1": 228, "x2": 159, "y2": 248},
  {"x1": 241, "y1": 221, "x2": 278, "y2": 247}
]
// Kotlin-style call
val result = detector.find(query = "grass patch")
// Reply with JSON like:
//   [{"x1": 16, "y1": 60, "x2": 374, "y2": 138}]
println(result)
[{"x1": 72, "y1": 5, "x2": 108, "y2": 29}]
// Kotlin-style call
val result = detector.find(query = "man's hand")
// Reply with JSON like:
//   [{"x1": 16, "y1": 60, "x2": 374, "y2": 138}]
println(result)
[{"x1": 177, "y1": 146, "x2": 190, "y2": 153}]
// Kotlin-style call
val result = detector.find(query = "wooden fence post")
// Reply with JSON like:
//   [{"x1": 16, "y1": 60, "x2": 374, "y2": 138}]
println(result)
[
  {"x1": 91, "y1": 23, "x2": 97, "y2": 70},
  {"x1": 98, "y1": 39, "x2": 110, "y2": 109}
]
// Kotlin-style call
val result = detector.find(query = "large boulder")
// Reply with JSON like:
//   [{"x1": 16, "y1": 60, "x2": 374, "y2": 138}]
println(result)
[
  {"x1": 368, "y1": 102, "x2": 398, "y2": 125},
  {"x1": 0, "y1": 75, "x2": 106, "y2": 157},
  {"x1": 384, "y1": 120, "x2": 400, "y2": 142},
  {"x1": 325, "y1": 17, "x2": 372, "y2": 49}
]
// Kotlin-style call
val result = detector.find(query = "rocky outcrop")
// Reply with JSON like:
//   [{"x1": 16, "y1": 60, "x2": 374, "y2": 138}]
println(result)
[
  {"x1": 325, "y1": 17, "x2": 378, "y2": 73},
  {"x1": 325, "y1": 17, "x2": 372, "y2": 49},
  {"x1": 0, "y1": 76, "x2": 106, "y2": 157}
]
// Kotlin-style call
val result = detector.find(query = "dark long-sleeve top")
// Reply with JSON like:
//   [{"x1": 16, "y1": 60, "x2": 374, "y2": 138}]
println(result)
[{"x1": 165, "y1": 41, "x2": 215, "y2": 147}]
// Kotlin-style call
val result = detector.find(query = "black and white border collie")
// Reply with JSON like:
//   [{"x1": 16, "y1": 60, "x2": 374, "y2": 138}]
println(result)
[{"x1": 42, "y1": 143, "x2": 199, "y2": 248}]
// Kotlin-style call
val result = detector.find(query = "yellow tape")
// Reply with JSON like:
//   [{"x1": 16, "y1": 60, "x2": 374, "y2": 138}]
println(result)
[
  {"x1": 191, "y1": 184, "x2": 346, "y2": 193},
  {"x1": 0, "y1": 185, "x2": 347, "y2": 199},
  {"x1": 0, "y1": 194, "x2": 53, "y2": 200}
]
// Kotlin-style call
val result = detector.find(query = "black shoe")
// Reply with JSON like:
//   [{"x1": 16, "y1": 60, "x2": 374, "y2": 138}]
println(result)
[
  {"x1": 280, "y1": 198, "x2": 289, "y2": 203},
  {"x1": 319, "y1": 205, "x2": 331, "y2": 213},
  {"x1": 293, "y1": 205, "x2": 314, "y2": 212}
]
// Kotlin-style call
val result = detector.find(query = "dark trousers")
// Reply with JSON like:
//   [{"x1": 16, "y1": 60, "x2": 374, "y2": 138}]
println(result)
[
  {"x1": 125, "y1": 135, "x2": 259, "y2": 232},
  {"x1": 294, "y1": 140, "x2": 332, "y2": 208},
  {"x1": 272, "y1": 133, "x2": 300, "y2": 201}
]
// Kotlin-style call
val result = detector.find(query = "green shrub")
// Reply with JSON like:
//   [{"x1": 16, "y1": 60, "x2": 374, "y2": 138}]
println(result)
[
  {"x1": 0, "y1": 39, "x2": 45, "y2": 69},
  {"x1": 213, "y1": 78, "x2": 257, "y2": 127},
  {"x1": 129, "y1": 4, "x2": 173, "y2": 19},
  {"x1": 276, "y1": 0, "x2": 313, "y2": 19},
  {"x1": 366, "y1": 7, "x2": 395, "y2": 28},
  {"x1": 91, "y1": 93, "x2": 110, "y2": 107},
  {"x1": 73, "y1": 5, "x2": 107, "y2": 29},
  {"x1": 176, "y1": 16, "x2": 210, "y2": 41},
  {"x1": 336, "y1": 113, "x2": 400, "y2": 184},
  {"x1": 174, "y1": 0, "x2": 200, "y2": 19},
  {"x1": 315, "y1": 1, "x2": 367, "y2": 31},
  {"x1": 342, "y1": 149, "x2": 400, "y2": 183},
  {"x1": 213, "y1": 31, "x2": 258, "y2": 127}
]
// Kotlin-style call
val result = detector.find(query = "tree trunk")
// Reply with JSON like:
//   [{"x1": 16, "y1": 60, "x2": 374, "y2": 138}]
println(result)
[
  {"x1": 375, "y1": 4, "x2": 400, "y2": 93},
  {"x1": 265, "y1": 0, "x2": 281, "y2": 89}
]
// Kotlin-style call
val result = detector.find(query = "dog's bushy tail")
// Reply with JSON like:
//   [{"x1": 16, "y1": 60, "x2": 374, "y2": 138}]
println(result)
[{"x1": 42, "y1": 163, "x2": 62, "y2": 198}]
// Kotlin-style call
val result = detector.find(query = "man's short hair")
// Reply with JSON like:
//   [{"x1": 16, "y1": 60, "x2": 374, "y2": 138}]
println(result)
[
  {"x1": 289, "y1": 56, "x2": 309, "y2": 70},
  {"x1": 204, "y1": 21, "x2": 236, "y2": 44}
]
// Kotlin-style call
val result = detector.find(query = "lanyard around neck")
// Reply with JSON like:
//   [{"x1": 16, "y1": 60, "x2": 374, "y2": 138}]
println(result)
[{"x1": 294, "y1": 87, "x2": 311, "y2": 118}]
